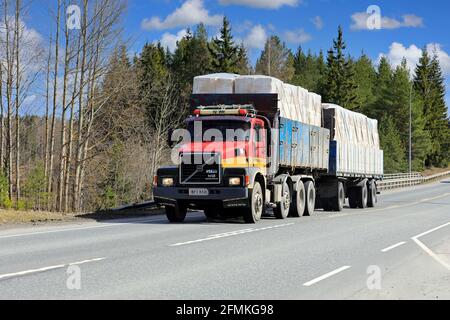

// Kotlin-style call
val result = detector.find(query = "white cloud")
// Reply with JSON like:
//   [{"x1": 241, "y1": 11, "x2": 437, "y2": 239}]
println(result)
[
  {"x1": 243, "y1": 24, "x2": 267, "y2": 49},
  {"x1": 312, "y1": 16, "x2": 323, "y2": 30},
  {"x1": 350, "y1": 12, "x2": 423, "y2": 31},
  {"x1": 219, "y1": 0, "x2": 300, "y2": 9},
  {"x1": 141, "y1": 0, "x2": 222, "y2": 30},
  {"x1": 378, "y1": 42, "x2": 450, "y2": 76},
  {"x1": 158, "y1": 29, "x2": 188, "y2": 52},
  {"x1": 283, "y1": 28, "x2": 311, "y2": 44}
]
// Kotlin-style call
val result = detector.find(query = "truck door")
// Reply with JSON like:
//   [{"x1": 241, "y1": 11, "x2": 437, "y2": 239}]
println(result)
[{"x1": 253, "y1": 120, "x2": 267, "y2": 168}]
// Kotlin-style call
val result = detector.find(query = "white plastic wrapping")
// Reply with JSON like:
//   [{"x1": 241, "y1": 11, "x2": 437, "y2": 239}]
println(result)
[
  {"x1": 234, "y1": 75, "x2": 322, "y2": 126},
  {"x1": 321, "y1": 103, "x2": 380, "y2": 148},
  {"x1": 193, "y1": 73, "x2": 239, "y2": 94}
]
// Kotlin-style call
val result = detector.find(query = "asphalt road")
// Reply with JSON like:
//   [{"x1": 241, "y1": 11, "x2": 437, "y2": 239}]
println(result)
[{"x1": 0, "y1": 179, "x2": 449, "y2": 300}]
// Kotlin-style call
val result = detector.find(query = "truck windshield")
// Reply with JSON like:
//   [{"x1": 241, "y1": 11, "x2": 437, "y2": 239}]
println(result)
[{"x1": 187, "y1": 120, "x2": 251, "y2": 142}]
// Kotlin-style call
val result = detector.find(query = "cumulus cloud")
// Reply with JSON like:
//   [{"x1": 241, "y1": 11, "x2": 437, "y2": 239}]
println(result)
[
  {"x1": 141, "y1": 0, "x2": 222, "y2": 30},
  {"x1": 159, "y1": 29, "x2": 188, "y2": 52},
  {"x1": 219, "y1": 0, "x2": 300, "y2": 9},
  {"x1": 283, "y1": 28, "x2": 311, "y2": 44},
  {"x1": 378, "y1": 42, "x2": 450, "y2": 76},
  {"x1": 350, "y1": 12, "x2": 423, "y2": 31},
  {"x1": 311, "y1": 16, "x2": 323, "y2": 30},
  {"x1": 243, "y1": 25, "x2": 267, "y2": 49}
]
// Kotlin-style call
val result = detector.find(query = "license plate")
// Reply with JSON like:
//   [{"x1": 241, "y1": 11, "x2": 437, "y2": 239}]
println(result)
[{"x1": 189, "y1": 188, "x2": 209, "y2": 196}]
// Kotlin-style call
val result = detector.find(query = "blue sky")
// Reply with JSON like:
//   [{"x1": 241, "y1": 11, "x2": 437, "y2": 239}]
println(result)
[
  {"x1": 20, "y1": 0, "x2": 450, "y2": 111},
  {"x1": 122, "y1": 0, "x2": 450, "y2": 109}
]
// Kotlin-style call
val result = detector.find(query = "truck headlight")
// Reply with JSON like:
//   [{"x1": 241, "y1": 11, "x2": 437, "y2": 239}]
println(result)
[
  {"x1": 162, "y1": 177, "x2": 174, "y2": 187},
  {"x1": 229, "y1": 177, "x2": 241, "y2": 186}
]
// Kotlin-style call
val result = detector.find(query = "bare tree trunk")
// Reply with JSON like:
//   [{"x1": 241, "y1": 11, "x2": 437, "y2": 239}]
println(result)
[
  {"x1": 72, "y1": 0, "x2": 88, "y2": 212},
  {"x1": 14, "y1": 0, "x2": 21, "y2": 203},
  {"x1": 3, "y1": 0, "x2": 13, "y2": 199},
  {"x1": 48, "y1": 0, "x2": 61, "y2": 207},
  {"x1": 0, "y1": 56, "x2": 4, "y2": 173},
  {"x1": 64, "y1": 37, "x2": 81, "y2": 213},
  {"x1": 57, "y1": 9, "x2": 71, "y2": 211},
  {"x1": 44, "y1": 33, "x2": 52, "y2": 180}
]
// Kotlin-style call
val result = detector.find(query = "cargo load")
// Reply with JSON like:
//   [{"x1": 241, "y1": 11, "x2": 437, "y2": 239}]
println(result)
[
  {"x1": 235, "y1": 75, "x2": 322, "y2": 127},
  {"x1": 193, "y1": 73, "x2": 239, "y2": 94},
  {"x1": 321, "y1": 103, "x2": 383, "y2": 176},
  {"x1": 321, "y1": 103, "x2": 380, "y2": 148},
  {"x1": 193, "y1": 74, "x2": 322, "y2": 127}
]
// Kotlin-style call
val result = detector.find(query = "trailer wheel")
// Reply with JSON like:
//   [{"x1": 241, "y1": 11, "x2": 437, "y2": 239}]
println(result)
[
  {"x1": 303, "y1": 181, "x2": 316, "y2": 216},
  {"x1": 290, "y1": 180, "x2": 305, "y2": 217},
  {"x1": 367, "y1": 180, "x2": 377, "y2": 208},
  {"x1": 348, "y1": 188, "x2": 358, "y2": 209},
  {"x1": 166, "y1": 204, "x2": 187, "y2": 223},
  {"x1": 243, "y1": 181, "x2": 264, "y2": 223},
  {"x1": 331, "y1": 181, "x2": 345, "y2": 212},
  {"x1": 274, "y1": 180, "x2": 291, "y2": 219},
  {"x1": 357, "y1": 184, "x2": 368, "y2": 209}
]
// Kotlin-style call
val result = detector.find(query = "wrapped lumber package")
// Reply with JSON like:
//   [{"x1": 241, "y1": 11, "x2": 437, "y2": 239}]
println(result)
[
  {"x1": 322, "y1": 103, "x2": 383, "y2": 176},
  {"x1": 321, "y1": 103, "x2": 380, "y2": 148},
  {"x1": 193, "y1": 73, "x2": 239, "y2": 94},
  {"x1": 234, "y1": 75, "x2": 322, "y2": 126}
]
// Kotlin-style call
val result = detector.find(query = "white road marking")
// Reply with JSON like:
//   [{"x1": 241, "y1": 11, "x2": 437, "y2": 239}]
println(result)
[
  {"x1": 303, "y1": 266, "x2": 351, "y2": 287},
  {"x1": 411, "y1": 222, "x2": 450, "y2": 271},
  {"x1": 0, "y1": 257, "x2": 106, "y2": 281},
  {"x1": 381, "y1": 241, "x2": 407, "y2": 253},
  {"x1": 0, "y1": 217, "x2": 168, "y2": 240},
  {"x1": 170, "y1": 223, "x2": 295, "y2": 247},
  {"x1": 368, "y1": 192, "x2": 450, "y2": 213}
]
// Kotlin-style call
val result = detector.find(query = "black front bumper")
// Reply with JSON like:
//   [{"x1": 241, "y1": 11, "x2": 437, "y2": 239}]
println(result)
[{"x1": 154, "y1": 186, "x2": 249, "y2": 209}]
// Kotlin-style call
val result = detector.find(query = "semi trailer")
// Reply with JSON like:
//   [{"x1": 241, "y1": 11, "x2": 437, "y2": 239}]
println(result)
[{"x1": 153, "y1": 75, "x2": 384, "y2": 223}]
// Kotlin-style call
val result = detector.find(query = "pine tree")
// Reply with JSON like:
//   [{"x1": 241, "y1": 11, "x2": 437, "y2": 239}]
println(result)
[
  {"x1": 255, "y1": 35, "x2": 295, "y2": 82},
  {"x1": 235, "y1": 43, "x2": 251, "y2": 75},
  {"x1": 379, "y1": 115, "x2": 408, "y2": 173},
  {"x1": 370, "y1": 56, "x2": 393, "y2": 120},
  {"x1": 322, "y1": 26, "x2": 359, "y2": 110},
  {"x1": 414, "y1": 49, "x2": 450, "y2": 167},
  {"x1": 208, "y1": 17, "x2": 239, "y2": 73},
  {"x1": 354, "y1": 53, "x2": 377, "y2": 114},
  {"x1": 389, "y1": 59, "x2": 431, "y2": 171},
  {"x1": 292, "y1": 47, "x2": 325, "y2": 92}
]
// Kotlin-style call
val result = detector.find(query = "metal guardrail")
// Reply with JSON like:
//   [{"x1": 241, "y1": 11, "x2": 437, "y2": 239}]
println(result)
[{"x1": 378, "y1": 170, "x2": 450, "y2": 191}]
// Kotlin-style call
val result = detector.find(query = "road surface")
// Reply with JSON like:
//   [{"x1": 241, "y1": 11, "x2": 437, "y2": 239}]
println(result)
[{"x1": 0, "y1": 179, "x2": 449, "y2": 300}]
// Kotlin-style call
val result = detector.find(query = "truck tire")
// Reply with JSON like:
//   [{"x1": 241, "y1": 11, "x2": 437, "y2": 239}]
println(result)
[
  {"x1": 303, "y1": 181, "x2": 316, "y2": 216},
  {"x1": 243, "y1": 181, "x2": 264, "y2": 223},
  {"x1": 357, "y1": 184, "x2": 368, "y2": 209},
  {"x1": 166, "y1": 205, "x2": 187, "y2": 223},
  {"x1": 204, "y1": 208, "x2": 220, "y2": 219},
  {"x1": 348, "y1": 188, "x2": 358, "y2": 208},
  {"x1": 331, "y1": 181, "x2": 345, "y2": 212},
  {"x1": 367, "y1": 180, "x2": 377, "y2": 208},
  {"x1": 290, "y1": 180, "x2": 305, "y2": 218},
  {"x1": 274, "y1": 180, "x2": 291, "y2": 219}
]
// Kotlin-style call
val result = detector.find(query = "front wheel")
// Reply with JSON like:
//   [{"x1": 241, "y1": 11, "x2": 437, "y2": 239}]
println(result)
[
  {"x1": 243, "y1": 181, "x2": 264, "y2": 223},
  {"x1": 166, "y1": 204, "x2": 187, "y2": 223}
]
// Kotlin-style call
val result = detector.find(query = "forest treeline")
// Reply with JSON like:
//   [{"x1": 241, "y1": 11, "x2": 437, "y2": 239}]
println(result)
[{"x1": 0, "y1": 1, "x2": 449, "y2": 212}]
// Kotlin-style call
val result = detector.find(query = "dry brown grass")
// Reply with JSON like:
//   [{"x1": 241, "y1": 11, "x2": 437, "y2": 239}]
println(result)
[
  {"x1": 0, "y1": 210, "x2": 77, "y2": 225},
  {"x1": 422, "y1": 165, "x2": 450, "y2": 177}
]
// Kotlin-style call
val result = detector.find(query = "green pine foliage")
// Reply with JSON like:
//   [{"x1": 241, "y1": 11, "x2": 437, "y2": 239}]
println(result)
[
  {"x1": 255, "y1": 36, "x2": 295, "y2": 82},
  {"x1": 379, "y1": 116, "x2": 408, "y2": 173},
  {"x1": 208, "y1": 17, "x2": 240, "y2": 73},
  {"x1": 322, "y1": 26, "x2": 359, "y2": 110}
]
